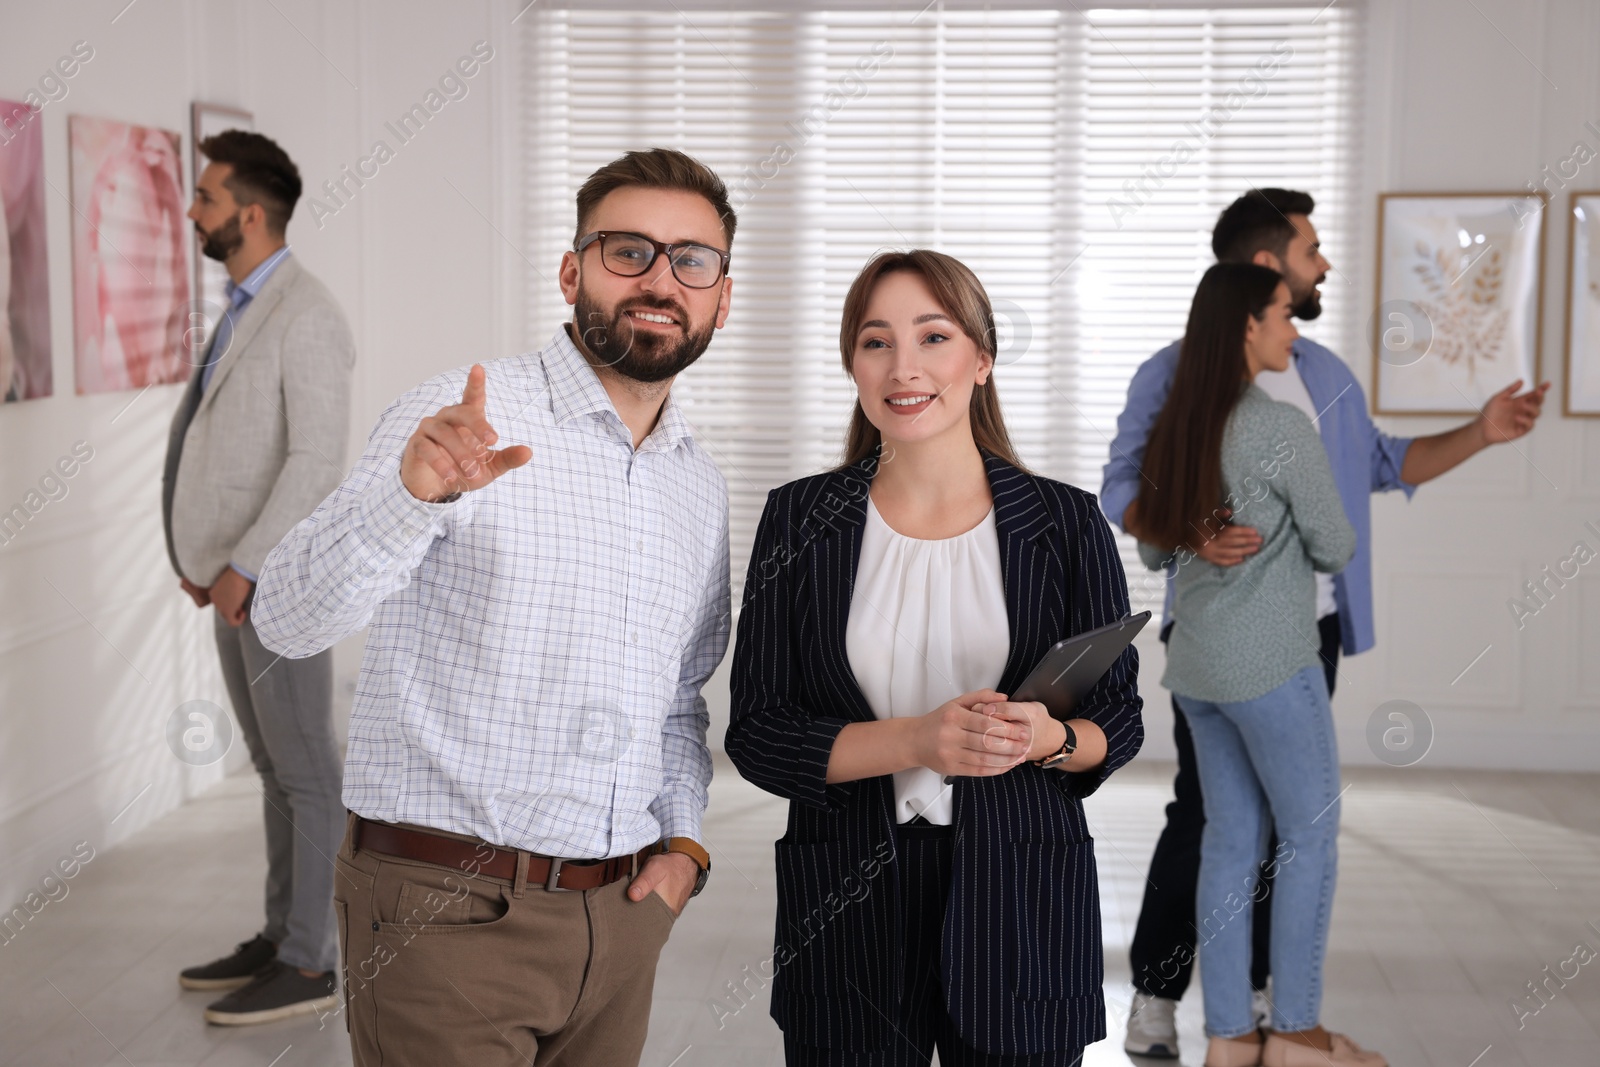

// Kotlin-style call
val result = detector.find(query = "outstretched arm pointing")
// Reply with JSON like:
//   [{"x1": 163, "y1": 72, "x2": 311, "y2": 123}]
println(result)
[
  {"x1": 254, "y1": 364, "x2": 531, "y2": 659},
  {"x1": 401, "y1": 364, "x2": 533, "y2": 501}
]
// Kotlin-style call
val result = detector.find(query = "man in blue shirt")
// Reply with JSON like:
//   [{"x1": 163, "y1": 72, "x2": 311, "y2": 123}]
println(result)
[{"x1": 1103, "y1": 188, "x2": 1548, "y2": 1058}]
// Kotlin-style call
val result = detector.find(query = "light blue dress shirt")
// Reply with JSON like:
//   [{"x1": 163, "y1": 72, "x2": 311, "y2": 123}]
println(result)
[
  {"x1": 201, "y1": 245, "x2": 293, "y2": 581},
  {"x1": 200, "y1": 244, "x2": 292, "y2": 392},
  {"x1": 1100, "y1": 336, "x2": 1415, "y2": 656}
]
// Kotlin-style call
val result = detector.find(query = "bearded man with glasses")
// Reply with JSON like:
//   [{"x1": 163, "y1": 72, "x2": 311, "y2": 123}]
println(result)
[{"x1": 252, "y1": 148, "x2": 734, "y2": 1067}]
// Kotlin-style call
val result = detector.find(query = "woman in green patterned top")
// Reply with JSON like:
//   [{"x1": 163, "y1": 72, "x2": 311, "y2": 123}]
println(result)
[{"x1": 1129, "y1": 263, "x2": 1381, "y2": 1067}]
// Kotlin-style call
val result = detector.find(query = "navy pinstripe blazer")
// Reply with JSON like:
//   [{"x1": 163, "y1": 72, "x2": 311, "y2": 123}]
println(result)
[{"x1": 726, "y1": 450, "x2": 1144, "y2": 1056}]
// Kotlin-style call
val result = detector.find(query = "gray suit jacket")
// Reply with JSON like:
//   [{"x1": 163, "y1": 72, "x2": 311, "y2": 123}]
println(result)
[{"x1": 162, "y1": 254, "x2": 355, "y2": 584}]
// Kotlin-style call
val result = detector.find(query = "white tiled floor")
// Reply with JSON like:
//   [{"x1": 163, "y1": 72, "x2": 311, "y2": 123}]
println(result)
[{"x1": 3, "y1": 756, "x2": 1598, "y2": 1066}]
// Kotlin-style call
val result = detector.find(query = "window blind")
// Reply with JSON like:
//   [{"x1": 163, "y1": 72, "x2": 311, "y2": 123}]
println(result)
[{"x1": 521, "y1": 3, "x2": 1361, "y2": 610}]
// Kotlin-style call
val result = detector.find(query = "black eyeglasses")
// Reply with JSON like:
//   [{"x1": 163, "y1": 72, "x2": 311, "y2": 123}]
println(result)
[{"x1": 574, "y1": 230, "x2": 730, "y2": 289}]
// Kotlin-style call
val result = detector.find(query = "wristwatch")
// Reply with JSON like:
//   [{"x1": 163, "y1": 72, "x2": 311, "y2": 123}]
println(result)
[
  {"x1": 657, "y1": 837, "x2": 711, "y2": 896},
  {"x1": 1034, "y1": 720, "x2": 1078, "y2": 770}
]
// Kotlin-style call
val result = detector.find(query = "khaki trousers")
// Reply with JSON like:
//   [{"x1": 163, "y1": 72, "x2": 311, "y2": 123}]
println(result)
[{"x1": 330, "y1": 812, "x2": 677, "y2": 1066}]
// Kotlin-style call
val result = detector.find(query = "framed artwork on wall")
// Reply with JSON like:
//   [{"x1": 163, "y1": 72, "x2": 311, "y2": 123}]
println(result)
[
  {"x1": 68, "y1": 113, "x2": 190, "y2": 394},
  {"x1": 1563, "y1": 191, "x2": 1600, "y2": 416},
  {"x1": 1371, "y1": 192, "x2": 1546, "y2": 415},
  {"x1": 0, "y1": 98, "x2": 53, "y2": 402},
  {"x1": 189, "y1": 103, "x2": 253, "y2": 348}
]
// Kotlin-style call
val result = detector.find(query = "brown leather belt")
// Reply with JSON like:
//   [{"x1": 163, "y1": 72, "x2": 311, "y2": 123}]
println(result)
[{"x1": 354, "y1": 817, "x2": 653, "y2": 892}]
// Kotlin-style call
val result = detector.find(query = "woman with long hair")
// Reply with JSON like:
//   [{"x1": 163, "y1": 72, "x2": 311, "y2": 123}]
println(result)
[
  {"x1": 726, "y1": 249, "x2": 1144, "y2": 1066},
  {"x1": 1130, "y1": 262, "x2": 1377, "y2": 1067}
]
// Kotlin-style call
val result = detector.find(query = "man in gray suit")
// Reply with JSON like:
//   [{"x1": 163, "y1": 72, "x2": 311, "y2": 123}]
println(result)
[{"x1": 162, "y1": 130, "x2": 355, "y2": 1025}]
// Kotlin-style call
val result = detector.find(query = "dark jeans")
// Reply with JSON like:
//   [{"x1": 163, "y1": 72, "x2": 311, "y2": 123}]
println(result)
[{"x1": 1128, "y1": 613, "x2": 1342, "y2": 1000}]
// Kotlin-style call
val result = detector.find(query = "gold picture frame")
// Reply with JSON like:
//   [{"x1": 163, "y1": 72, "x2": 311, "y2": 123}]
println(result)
[
  {"x1": 1371, "y1": 191, "x2": 1546, "y2": 416},
  {"x1": 1563, "y1": 191, "x2": 1600, "y2": 417},
  {"x1": 188, "y1": 102, "x2": 254, "y2": 348}
]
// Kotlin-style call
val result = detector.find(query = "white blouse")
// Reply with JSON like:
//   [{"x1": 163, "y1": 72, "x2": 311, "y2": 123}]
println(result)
[{"x1": 844, "y1": 496, "x2": 1011, "y2": 825}]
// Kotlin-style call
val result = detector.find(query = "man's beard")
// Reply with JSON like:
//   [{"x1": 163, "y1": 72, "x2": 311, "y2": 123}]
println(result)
[
  {"x1": 197, "y1": 212, "x2": 244, "y2": 262},
  {"x1": 572, "y1": 288, "x2": 715, "y2": 384},
  {"x1": 1291, "y1": 272, "x2": 1326, "y2": 321}
]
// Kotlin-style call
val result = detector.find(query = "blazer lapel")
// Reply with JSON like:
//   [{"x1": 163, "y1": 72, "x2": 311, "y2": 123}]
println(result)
[
  {"x1": 194, "y1": 257, "x2": 299, "y2": 416},
  {"x1": 172, "y1": 353, "x2": 206, "y2": 431},
  {"x1": 807, "y1": 451, "x2": 1065, "y2": 721},
  {"x1": 807, "y1": 456, "x2": 880, "y2": 724},
  {"x1": 985, "y1": 453, "x2": 1064, "y2": 696}
]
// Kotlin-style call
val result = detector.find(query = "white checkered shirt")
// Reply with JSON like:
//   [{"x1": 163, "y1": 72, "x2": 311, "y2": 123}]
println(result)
[{"x1": 253, "y1": 327, "x2": 730, "y2": 859}]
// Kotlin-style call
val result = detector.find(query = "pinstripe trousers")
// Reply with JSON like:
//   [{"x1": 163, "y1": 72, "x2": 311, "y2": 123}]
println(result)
[{"x1": 783, "y1": 820, "x2": 1086, "y2": 1067}]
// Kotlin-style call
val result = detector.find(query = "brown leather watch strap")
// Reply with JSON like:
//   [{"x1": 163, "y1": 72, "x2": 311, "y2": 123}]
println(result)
[{"x1": 659, "y1": 836, "x2": 710, "y2": 871}]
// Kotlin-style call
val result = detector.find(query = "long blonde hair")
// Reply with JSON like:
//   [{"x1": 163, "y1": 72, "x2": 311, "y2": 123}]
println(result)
[{"x1": 836, "y1": 249, "x2": 1023, "y2": 469}]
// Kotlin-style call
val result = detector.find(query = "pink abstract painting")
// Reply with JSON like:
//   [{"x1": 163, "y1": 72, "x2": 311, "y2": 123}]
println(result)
[
  {"x1": 69, "y1": 114, "x2": 189, "y2": 394},
  {"x1": 0, "y1": 98, "x2": 52, "y2": 401}
]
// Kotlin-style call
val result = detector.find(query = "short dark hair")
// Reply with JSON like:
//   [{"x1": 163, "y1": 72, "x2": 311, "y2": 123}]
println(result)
[
  {"x1": 574, "y1": 148, "x2": 736, "y2": 248},
  {"x1": 197, "y1": 130, "x2": 302, "y2": 236},
  {"x1": 1211, "y1": 188, "x2": 1315, "y2": 263}
]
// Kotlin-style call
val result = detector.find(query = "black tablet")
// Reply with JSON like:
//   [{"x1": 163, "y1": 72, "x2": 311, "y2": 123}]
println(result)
[{"x1": 1013, "y1": 610, "x2": 1151, "y2": 720}]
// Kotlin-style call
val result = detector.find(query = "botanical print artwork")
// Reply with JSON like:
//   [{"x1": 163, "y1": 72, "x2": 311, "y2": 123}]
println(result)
[
  {"x1": 1566, "y1": 194, "x2": 1600, "y2": 415},
  {"x1": 1409, "y1": 238, "x2": 1507, "y2": 382},
  {"x1": 1374, "y1": 194, "x2": 1543, "y2": 415}
]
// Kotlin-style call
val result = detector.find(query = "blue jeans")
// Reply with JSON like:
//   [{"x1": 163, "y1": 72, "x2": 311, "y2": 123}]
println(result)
[{"x1": 1176, "y1": 666, "x2": 1340, "y2": 1037}]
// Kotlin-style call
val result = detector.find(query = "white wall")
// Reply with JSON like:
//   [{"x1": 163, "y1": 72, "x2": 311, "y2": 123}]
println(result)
[
  {"x1": 1, "y1": 0, "x2": 1595, "y2": 908},
  {"x1": 1319, "y1": 0, "x2": 1600, "y2": 771},
  {"x1": 0, "y1": 0, "x2": 525, "y2": 909},
  {"x1": 1112, "y1": 0, "x2": 1600, "y2": 773}
]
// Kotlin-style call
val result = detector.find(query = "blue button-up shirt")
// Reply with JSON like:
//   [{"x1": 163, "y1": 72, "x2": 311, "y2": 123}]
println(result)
[
  {"x1": 1099, "y1": 336, "x2": 1415, "y2": 656},
  {"x1": 200, "y1": 245, "x2": 292, "y2": 393}
]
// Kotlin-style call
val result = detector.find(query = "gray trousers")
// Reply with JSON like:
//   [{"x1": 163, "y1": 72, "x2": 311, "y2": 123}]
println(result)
[{"x1": 213, "y1": 604, "x2": 343, "y2": 973}]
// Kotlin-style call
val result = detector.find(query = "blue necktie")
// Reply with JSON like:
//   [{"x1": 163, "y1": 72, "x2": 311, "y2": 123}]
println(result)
[{"x1": 200, "y1": 288, "x2": 251, "y2": 393}]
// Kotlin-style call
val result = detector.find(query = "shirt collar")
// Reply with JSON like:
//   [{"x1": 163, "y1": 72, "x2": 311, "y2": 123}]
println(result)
[
  {"x1": 543, "y1": 325, "x2": 692, "y2": 451},
  {"x1": 225, "y1": 245, "x2": 292, "y2": 304},
  {"x1": 651, "y1": 389, "x2": 693, "y2": 450}
]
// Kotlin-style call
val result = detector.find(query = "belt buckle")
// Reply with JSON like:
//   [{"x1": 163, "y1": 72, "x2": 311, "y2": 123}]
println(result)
[{"x1": 544, "y1": 855, "x2": 571, "y2": 892}]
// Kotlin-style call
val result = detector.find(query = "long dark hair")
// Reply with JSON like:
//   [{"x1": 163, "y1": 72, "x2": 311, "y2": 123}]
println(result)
[
  {"x1": 1135, "y1": 262, "x2": 1284, "y2": 554},
  {"x1": 837, "y1": 249, "x2": 1023, "y2": 469}
]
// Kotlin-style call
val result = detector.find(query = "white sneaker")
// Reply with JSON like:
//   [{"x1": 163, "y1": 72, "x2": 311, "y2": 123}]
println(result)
[
  {"x1": 1125, "y1": 991, "x2": 1180, "y2": 1059},
  {"x1": 1251, "y1": 984, "x2": 1273, "y2": 1028}
]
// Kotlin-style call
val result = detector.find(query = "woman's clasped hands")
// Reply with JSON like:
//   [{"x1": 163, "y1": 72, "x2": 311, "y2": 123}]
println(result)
[{"x1": 912, "y1": 689, "x2": 1061, "y2": 777}]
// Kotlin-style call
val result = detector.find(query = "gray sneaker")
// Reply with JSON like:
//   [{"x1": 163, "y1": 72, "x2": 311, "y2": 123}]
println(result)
[
  {"x1": 203, "y1": 960, "x2": 339, "y2": 1026},
  {"x1": 179, "y1": 934, "x2": 277, "y2": 991},
  {"x1": 1125, "y1": 990, "x2": 1180, "y2": 1058}
]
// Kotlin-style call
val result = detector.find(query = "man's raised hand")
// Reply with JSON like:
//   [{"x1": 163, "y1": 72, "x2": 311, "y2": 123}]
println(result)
[
  {"x1": 401, "y1": 365, "x2": 532, "y2": 502},
  {"x1": 1478, "y1": 378, "x2": 1550, "y2": 445}
]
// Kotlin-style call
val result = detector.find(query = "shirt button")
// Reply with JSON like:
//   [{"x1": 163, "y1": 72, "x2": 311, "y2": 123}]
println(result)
[{"x1": 631, "y1": 632, "x2": 640, "y2": 642}]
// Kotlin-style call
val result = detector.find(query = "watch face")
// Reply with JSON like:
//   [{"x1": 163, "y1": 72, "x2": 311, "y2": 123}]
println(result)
[{"x1": 691, "y1": 865, "x2": 710, "y2": 896}]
